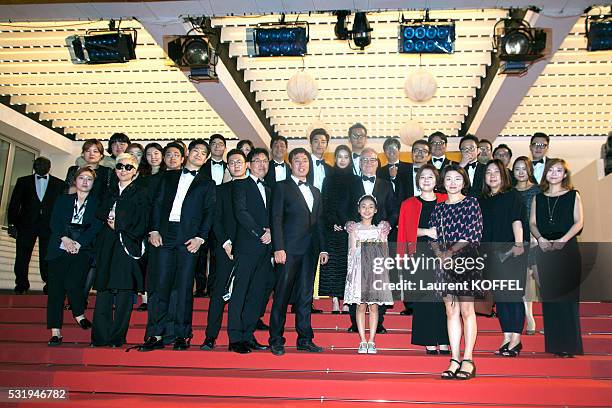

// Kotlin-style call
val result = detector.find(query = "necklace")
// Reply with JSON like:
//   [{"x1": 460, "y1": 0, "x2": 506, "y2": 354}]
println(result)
[{"x1": 547, "y1": 195, "x2": 560, "y2": 224}]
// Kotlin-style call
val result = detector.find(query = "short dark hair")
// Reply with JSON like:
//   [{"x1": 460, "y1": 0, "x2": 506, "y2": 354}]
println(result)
[
  {"x1": 270, "y1": 135, "x2": 288, "y2": 149},
  {"x1": 226, "y1": 148, "x2": 246, "y2": 162},
  {"x1": 72, "y1": 166, "x2": 97, "y2": 186},
  {"x1": 415, "y1": 163, "x2": 440, "y2": 190},
  {"x1": 33, "y1": 157, "x2": 51, "y2": 175},
  {"x1": 188, "y1": 138, "x2": 209, "y2": 151},
  {"x1": 482, "y1": 159, "x2": 512, "y2": 197},
  {"x1": 479, "y1": 139, "x2": 492, "y2": 149},
  {"x1": 81, "y1": 139, "x2": 105, "y2": 155},
  {"x1": 127, "y1": 142, "x2": 144, "y2": 153},
  {"x1": 493, "y1": 143, "x2": 513, "y2": 159},
  {"x1": 412, "y1": 139, "x2": 430, "y2": 151},
  {"x1": 357, "y1": 194, "x2": 378, "y2": 208},
  {"x1": 440, "y1": 164, "x2": 471, "y2": 196},
  {"x1": 530, "y1": 132, "x2": 550, "y2": 144},
  {"x1": 140, "y1": 143, "x2": 166, "y2": 176},
  {"x1": 209, "y1": 134, "x2": 227, "y2": 146},
  {"x1": 288, "y1": 147, "x2": 311, "y2": 163},
  {"x1": 459, "y1": 134, "x2": 479, "y2": 147},
  {"x1": 108, "y1": 132, "x2": 130, "y2": 154},
  {"x1": 383, "y1": 137, "x2": 401, "y2": 151},
  {"x1": 512, "y1": 156, "x2": 537, "y2": 184},
  {"x1": 247, "y1": 147, "x2": 270, "y2": 162},
  {"x1": 348, "y1": 123, "x2": 367, "y2": 138},
  {"x1": 237, "y1": 139, "x2": 254, "y2": 151},
  {"x1": 428, "y1": 131, "x2": 447, "y2": 144},
  {"x1": 164, "y1": 142, "x2": 185, "y2": 157},
  {"x1": 309, "y1": 128, "x2": 330, "y2": 143}
]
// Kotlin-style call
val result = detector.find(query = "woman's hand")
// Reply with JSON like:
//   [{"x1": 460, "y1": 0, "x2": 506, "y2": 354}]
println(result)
[
  {"x1": 511, "y1": 243, "x2": 524, "y2": 257},
  {"x1": 552, "y1": 239, "x2": 567, "y2": 250},
  {"x1": 537, "y1": 236, "x2": 552, "y2": 252},
  {"x1": 107, "y1": 218, "x2": 115, "y2": 230},
  {"x1": 427, "y1": 228, "x2": 438, "y2": 240},
  {"x1": 61, "y1": 236, "x2": 76, "y2": 254}
]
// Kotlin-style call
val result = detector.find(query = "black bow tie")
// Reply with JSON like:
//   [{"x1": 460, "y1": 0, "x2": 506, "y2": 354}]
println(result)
[
  {"x1": 182, "y1": 168, "x2": 198, "y2": 176},
  {"x1": 256, "y1": 178, "x2": 264, "y2": 185},
  {"x1": 273, "y1": 162, "x2": 285, "y2": 167},
  {"x1": 362, "y1": 175, "x2": 375, "y2": 183},
  {"x1": 433, "y1": 157, "x2": 444, "y2": 163},
  {"x1": 389, "y1": 163, "x2": 397, "y2": 169},
  {"x1": 466, "y1": 162, "x2": 477, "y2": 170},
  {"x1": 533, "y1": 159, "x2": 544, "y2": 165},
  {"x1": 298, "y1": 180, "x2": 309, "y2": 187},
  {"x1": 212, "y1": 161, "x2": 223, "y2": 166},
  {"x1": 353, "y1": 153, "x2": 360, "y2": 159},
  {"x1": 36, "y1": 175, "x2": 48, "y2": 180},
  {"x1": 316, "y1": 159, "x2": 324, "y2": 166}
]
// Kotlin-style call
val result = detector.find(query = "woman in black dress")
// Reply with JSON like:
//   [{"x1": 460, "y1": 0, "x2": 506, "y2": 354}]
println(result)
[
  {"x1": 46, "y1": 167, "x2": 102, "y2": 346},
  {"x1": 319, "y1": 145, "x2": 354, "y2": 313},
  {"x1": 64, "y1": 139, "x2": 112, "y2": 200},
  {"x1": 397, "y1": 164, "x2": 449, "y2": 355},
  {"x1": 530, "y1": 158, "x2": 584, "y2": 358},
  {"x1": 91, "y1": 153, "x2": 150, "y2": 347},
  {"x1": 479, "y1": 159, "x2": 526, "y2": 357}
]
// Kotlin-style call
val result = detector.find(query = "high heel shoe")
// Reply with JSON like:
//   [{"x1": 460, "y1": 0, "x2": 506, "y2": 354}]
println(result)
[
  {"x1": 441, "y1": 358, "x2": 461, "y2": 379},
  {"x1": 494, "y1": 342, "x2": 509, "y2": 355},
  {"x1": 502, "y1": 342, "x2": 522, "y2": 357},
  {"x1": 456, "y1": 359, "x2": 476, "y2": 380},
  {"x1": 425, "y1": 347, "x2": 438, "y2": 355}
]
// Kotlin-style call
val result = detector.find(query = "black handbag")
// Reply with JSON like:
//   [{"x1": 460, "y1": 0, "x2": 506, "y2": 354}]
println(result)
[{"x1": 65, "y1": 223, "x2": 89, "y2": 241}]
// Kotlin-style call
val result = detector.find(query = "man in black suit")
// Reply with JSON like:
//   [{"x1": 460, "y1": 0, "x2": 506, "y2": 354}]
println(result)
[
  {"x1": 529, "y1": 132, "x2": 550, "y2": 184},
  {"x1": 458, "y1": 134, "x2": 485, "y2": 198},
  {"x1": 348, "y1": 123, "x2": 368, "y2": 175},
  {"x1": 428, "y1": 131, "x2": 457, "y2": 170},
  {"x1": 306, "y1": 128, "x2": 332, "y2": 191},
  {"x1": 377, "y1": 137, "x2": 412, "y2": 202},
  {"x1": 139, "y1": 139, "x2": 216, "y2": 352},
  {"x1": 269, "y1": 148, "x2": 329, "y2": 356},
  {"x1": 224, "y1": 148, "x2": 273, "y2": 354},
  {"x1": 264, "y1": 135, "x2": 291, "y2": 186},
  {"x1": 346, "y1": 147, "x2": 398, "y2": 333},
  {"x1": 201, "y1": 149, "x2": 248, "y2": 351},
  {"x1": 201, "y1": 133, "x2": 227, "y2": 185},
  {"x1": 7, "y1": 157, "x2": 64, "y2": 294}
]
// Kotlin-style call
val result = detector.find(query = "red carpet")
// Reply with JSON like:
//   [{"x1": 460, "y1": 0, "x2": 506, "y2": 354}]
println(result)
[{"x1": 0, "y1": 295, "x2": 610, "y2": 407}]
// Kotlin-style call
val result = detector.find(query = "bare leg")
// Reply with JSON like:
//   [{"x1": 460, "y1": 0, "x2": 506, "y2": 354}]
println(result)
[
  {"x1": 368, "y1": 304, "x2": 378, "y2": 343},
  {"x1": 460, "y1": 300, "x2": 477, "y2": 361},
  {"x1": 444, "y1": 296, "x2": 462, "y2": 373},
  {"x1": 357, "y1": 303, "x2": 367, "y2": 343}
]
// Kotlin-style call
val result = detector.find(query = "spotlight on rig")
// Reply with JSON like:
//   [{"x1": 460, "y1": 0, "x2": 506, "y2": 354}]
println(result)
[
  {"x1": 399, "y1": 20, "x2": 455, "y2": 54},
  {"x1": 166, "y1": 35, "x2": 218, "y2": 81},
  {"x1": 586, "y1": 14, "x2": 612, "y2": 51},
  {"x1": 494, "y1": 18, "x2": 550, "y2": 75},
  {"x1": 66, "y1": 20, "x2": 137, "y2": 64},
  {"x1": 351, "y1": 12, "x2": 373, "y2": 50}
]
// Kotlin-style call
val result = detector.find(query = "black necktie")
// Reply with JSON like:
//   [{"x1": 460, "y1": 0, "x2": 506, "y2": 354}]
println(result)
[
  {"x1": 212, "y1": 161, "x2": 223, "y2": 166},
  {"x1": 362, "y1": 175, "x2": 375, "y2": 183},
  {"x1": 36, "y1": 175, "x2": 47, "y2": 180},
  {"x1": 533, "y1": 159, "x2": 544, "y2": 165},
  {"x1": 433, "y1": 157, "x2": 444, "y2": 164},
  {"x1": 298, "y1": 180, "x2": 308, "y2": 187},
  {"x1": 353, "y1": 153, "x2": 360, "y2": 159},
  {"x1": 182, "y1": 168, "x2": 198, "y2": 176},
  {"x1": 273, "y1": 162, "x2": 285, "y2": 167},
  {"x1": 316, "y1": 159, "x2": 324, "y2": 166}
]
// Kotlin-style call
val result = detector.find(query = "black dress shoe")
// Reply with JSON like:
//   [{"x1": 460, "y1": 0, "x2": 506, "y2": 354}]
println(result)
[
  {"x1": 311, "y1": 305, "x2": 323, "y2": 314},
  {"x1": 347, "y1": 326, "x2": 358, "y2": 333},
  {"x1": 439, "y1": 349, "x2": 451, "y2": 355},
  {"x1": 425, "y1": 348, "x2": 439, "y2": 355},
  {"x1": 270, "y1": 344, "x2": 285, "y2": 356},
  {"x1": 48, "y1": 336, "x2": 63, "y2": 346},
  {"x1": 256, "y1": 319, "x2": 269, "y2": 331},
  {"x1": 138, "y1": 336, "x2": 164, "y2": 352},
  {"x1": 555, "y1": 351, "x2": 574, "y2": 358},
  {"x1": 193, "y1": 290, "x2": 207, "y2": 298},
  {"x1": 400, "y1": 308, "x2": 413, "y2": 316},
  {"x1": 43, "y1": 284, "x2": 48, "y2": 295},
  {"x1": 173, "y1": 337, "x2": 190, "y2": 351},
  {"x1": 376, "y1": 326, "x2": 387, "y2": 334},
  {"x1": 77, "y1": 318, "x2": 92, "y2": 330},
  {"x1": 200, "y1": 338, "x2": 215, "y2": 351},
  {"x1": 136, "y1": 303, "x2": 147, "y2": 312},
  {"x1": 14, "y1": 288, "x2": 28, "y2": 295},
  {"x1": 245, "y1": 340, "x2": 269, "y2": 351},
  {"x1": 296, "y1": 341, "x2": 323, "y2": 353},
  {"x1": 228, "y1": 342, "x2": 251, "y2": 354}
]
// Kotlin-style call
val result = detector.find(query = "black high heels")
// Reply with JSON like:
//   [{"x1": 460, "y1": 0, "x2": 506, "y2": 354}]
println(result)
[
  {"x1": 502, "y1": 342, "x2": 522, "y2": 357},
  {"x1": 495, "y1": 342, "x2": 510, "y2": 355},
  {"x1": 456, "y1": 359, "x2": 477, "y2": 380}
]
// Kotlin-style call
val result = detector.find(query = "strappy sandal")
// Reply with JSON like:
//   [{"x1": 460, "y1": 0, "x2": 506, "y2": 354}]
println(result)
[
  {"x1": 456, "y1": 359, "x2": 477, "y2": 380},
  {"x1": 441, "y1": 358, "x2": 461, "y2": 379}
]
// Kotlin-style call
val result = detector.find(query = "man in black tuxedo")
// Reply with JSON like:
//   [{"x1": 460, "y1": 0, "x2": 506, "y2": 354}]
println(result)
[
  {"x1": 306, "y1": 128, "x2": 332, "y2": 191},
  {"x1": 458, "y1": 134, "x2": 485, "y2": 198},
  {"x1": 346, "y1": 147, "x2": 398, "y2": 333},
  {"x1": 348, "y1": 123, "x2": 368, "y2": 175},
  {"x1": 139, "y1": 139, "x2": 215, "y2": 352},
  {"x1": 269, "y1": 148, "x2": 329, "y2": 356},
  {"x1": 428, "y1": 131, "x2": 457, "y2": 170},
  {"x1": 7, "y1": 157, "x2": 64, "y2": 294},
  {"x1": 224, "y1": 148, "x2": 273, "y2": 354},
  {"x1": 377, "y1": 137, "x2": 412, "y2": 202},
  {"x1": 264, "y1": 135, "x2": 291, "y2": 186},
  {"x1": 493, "y1": 143, "x2": 515, "y2": 184},
  {"x1": 201, "y1": 149, "x2": 248, "y2": 351},
  {"x1": 529, "y1": 132, "x2": 550, "y2": 184}
]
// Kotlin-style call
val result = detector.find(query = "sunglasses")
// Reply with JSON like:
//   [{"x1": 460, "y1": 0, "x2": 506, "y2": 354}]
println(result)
[{"x1": 115, "y1": 163, "x2": 136, "y2": 171}]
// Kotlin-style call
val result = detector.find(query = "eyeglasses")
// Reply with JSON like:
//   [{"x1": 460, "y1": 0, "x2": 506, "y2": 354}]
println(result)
[
  {"x1": 250, "y1": 159, "x2": 268, "y2": 165},
  {"x1": 531, "y1": 143, "x2": 548, "y2": 149},
  {"x1": 228, "y1": 159, "x2": 245, "y2": 166},
  {"x1": 460, "y1": 146, "x2": 477, "y2": 153},
  {"x1": 361, "y1": 158, "x2": 378, "y2": 164},
  {"x1": 350, "y1": 133, "x2": 367, "y2": 140},
  {"x1": 479, "y1": 146, "x2": 492, "y2": 152},
  {"x1": 431, "y1": 141, "x2": 446, "y2": 146},
  {"x1": 210, "y1": 141, "x2": 225, "y2": 148},
  {"x1": 165, "y1": 153, "x2": 181, "y2": 159},
  {"x1": 412, "y1": 148, "x2": 430, "y2": 155},
  {"x1": 115, "y1": 163, "x2": 136, "y2": 171}
]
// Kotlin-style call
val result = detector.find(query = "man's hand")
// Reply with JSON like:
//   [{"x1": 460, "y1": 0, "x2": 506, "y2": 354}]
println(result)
[
  {"x1": 149, "y1": 231, "x2": 163, "y2": 247},
  {"x1": 7, "y1": 225, "x2": 17, "y2": 239},
  {"x1": 320, "y1": 252, "x2": 329, "y2": 265},
  {"x1": 274, "y1": 250, "x2": 287, "y2": 265},
  {"x1": 107, "y1": 218, "x2": 115, "y2": 230},
  {"x1": 185, "y1": 238, "x2": 203, "y2": 253},
  {"x1": 224, "y1": 243, "x2": 234, "y2": 260},
  {"x1": 261, "y1": 228, "x2": 272, "y2": 245},
  {"x1": 333, "y1": 224, "x2": 343, "y2": 232},
  {"x1": 345, "y1": 221, "x2": 357, "y2": 234}
]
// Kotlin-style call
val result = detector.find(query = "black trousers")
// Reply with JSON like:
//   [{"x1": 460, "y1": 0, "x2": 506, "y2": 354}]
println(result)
[
  {"x1": 205, "y1": 245, "x2": 234, "y2": 340},
  {"x1": 194, "y1": 241, "x2": 214, "y2": 294},
  {"x1": 349, "y1": 304, "x2": 387, "y2": 328},
  {"x1": 15, "y1": 226, "x2": 50, "y2": 291},
  {"x1": 46, "y1": 251, "x2": 90, "y2": 329},
  {"x1": 227, "y1": 250, "x2": 271, "y2": 343},
  {"x1": 144, "y1": 246, "x2": 177, "y2": 342},
  {"x1": 259, "y1": 260, "x2": 276, "y2": 320},
  {"x1": 150, "y1": 223, "x2": 198, "y2": 339},
  {"x1": 91, "y1": 290, "x2": 134, "y2": 346},
  {"x1": 269, "y1": 251, "x2": 316, "y2": 346}
]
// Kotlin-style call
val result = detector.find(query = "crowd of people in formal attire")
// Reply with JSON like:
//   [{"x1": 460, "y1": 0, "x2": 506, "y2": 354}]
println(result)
[{"x1": 6, "y1": 126, "x2": 584, "y2": 380}]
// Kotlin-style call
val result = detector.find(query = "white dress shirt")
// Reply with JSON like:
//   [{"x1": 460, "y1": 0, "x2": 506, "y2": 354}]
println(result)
[
  {"x1": 412, "y1": 167, "x2": 421, "y2": 197},
  {"x1": 466, "y1": 161, "x2": 478, "y2": 185},
  {"x1": 35, "y1": 174, "x2": 49, "y2": 202},
  {"x1": 532, "y1": 157, "x2": 547, "y2": 184},
  {"x1": 361, "y1": 175, "x2": 375, "y2": 196},
  {"x1": 312, "y1": 156, "x2": 326, "y2": 191},
  {"x1": 169, "y1": 170, "x2": 196, "y2": 222},
  {"x1": 431, "y1": 156, "x2": 446, "y2": 170},
  {"x1": 273, "y1": 160, "x2": 288, "y2": 182},
  {"x1": 250, "y1": 174, "x2": 267, "y2": 208},
  {"x1": 352, "y1": 155, "x2": 361, "y2": 175},
  {"x1": 292, "y1": 175, "x2": 313, "y2": 212},
  {"x1": 210, "y1": 159, "x2": 225, "y2": 185}
]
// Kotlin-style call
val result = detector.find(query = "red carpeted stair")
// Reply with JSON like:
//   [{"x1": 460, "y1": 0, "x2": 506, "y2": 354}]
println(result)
[{"x1": 0, "y1": 295, "x2": 610, "y2": 407}]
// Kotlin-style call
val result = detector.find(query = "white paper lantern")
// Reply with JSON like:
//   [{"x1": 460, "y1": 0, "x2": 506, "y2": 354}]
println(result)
[
  {"x1": 404, "y1": 68, "x2": 437, "y2": 102},
  {"x1": 399, "y1": 121, "x2": 424, "y2": 145},
  {"x1": 286, "y1": 70, "x2": 318, "y2": 105}
]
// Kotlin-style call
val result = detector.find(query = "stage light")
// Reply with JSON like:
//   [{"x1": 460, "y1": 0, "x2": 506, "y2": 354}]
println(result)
[
  {"x1": 586, "y1": 15, "x2": 612, "y2": 51},
  {"x1": 166, "y1": 35, "x2": 217, "y2": 80},
  {"x1": 494, "y1": 18, "x2": 550, "y2": 74},
  {"x1": 66, "y1": 22, "x2": 136, "y2": 64},
  {"x1": 399, "y1": 21, "x2": 455, "y2": 54},
  {"x1": 334, "y1": 11, "x2": 351, "y2": 40},
  {"x1": 247, "y1": 22, "x2": 308, "y2": 57},
  {"x1": 351, "y1": 12, "x2": 372, "y2": 50}
]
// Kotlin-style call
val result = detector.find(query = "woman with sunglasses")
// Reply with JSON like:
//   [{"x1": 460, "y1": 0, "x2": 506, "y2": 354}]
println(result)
[{"x1": 91, "y1": 153, "x2": 150, "y2": 347}]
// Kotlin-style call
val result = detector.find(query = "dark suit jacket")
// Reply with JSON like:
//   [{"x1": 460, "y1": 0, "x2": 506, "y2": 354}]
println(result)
[
  {"x1": 467, "y1": 162, "x2": 486, "y2": 198},
  {"x1": 377, "y1": 161, "x2": 414, "y2": 202},
  {"x1": 306, "y1": 156, "x2": 332, "y2": 188},
  {"x1": 46, "y1": 193, "x2": 102, "y2": 260},
  {"x1": 151, "y1": 169, "x2": 216, "y2": 243},
  {"x1": 264, "y1": 161, "x2": 291, "y2": 186},
  {"x1": 7, "y1": 174, "x2": 65, "y2": 231},
  {"x1": 271, "y1": 179, "x2": 326, "y2": 256},
  {"x1": 232, "y1": 177, "x2": 271, "y2": 255},
  {"x1": 201, "y1": 159, "x2": 227, "y2": 185},
  {"x1": 213, "y1": 181, "x2": 238, "y2": 250},
  {"x1": 348, "y1": 175, "x2": 399, "y2": 227}
]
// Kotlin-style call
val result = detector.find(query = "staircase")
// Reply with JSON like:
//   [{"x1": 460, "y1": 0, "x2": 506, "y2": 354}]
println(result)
[{"x1": 0, "y1": 229, "x2": 44, "y2": 291}]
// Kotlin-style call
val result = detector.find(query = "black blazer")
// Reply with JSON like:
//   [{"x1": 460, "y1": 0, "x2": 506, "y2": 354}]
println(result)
[
  {"x1": 232, "y1": 177, "x2": 271, "y2": 255},
  {"x1": 264, "y1": 161, "x2": 292, "y2": 186},
  {"x1": 348, "y1": 175, "x2": 399, "y2": 227},
  {"x1": 271, "y1": 179, "x2": 326, "y2": 256},
  {"x1": 377, "y1": 161, "x2": 414, "y2": 202},
  {"x1": 46, "y1": 193, "x2": 102, "y2": 261},
  {"x1": 467, "y1": 162, "x2": 486, "y2": 198},
  {"x1": 201, "y1": 159, "x2": 227, "y2": 185},
  {"x1": 7, "y1": 174, "x2": 64, "y2": 230},
  {"x1": 151, "y1": 169, "x2": 216, "y2": 243},
  {"x1": 306, "y1": 156, "x2": 332, "y2": 188},
  {"x1": 213, "y1": 181, "x2": 238, "y2": 250}
]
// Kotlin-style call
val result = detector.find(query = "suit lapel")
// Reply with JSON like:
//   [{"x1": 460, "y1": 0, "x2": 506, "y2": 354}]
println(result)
[{"x1": 289, "y1": 180, "x2": 310, "y2": 214}]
